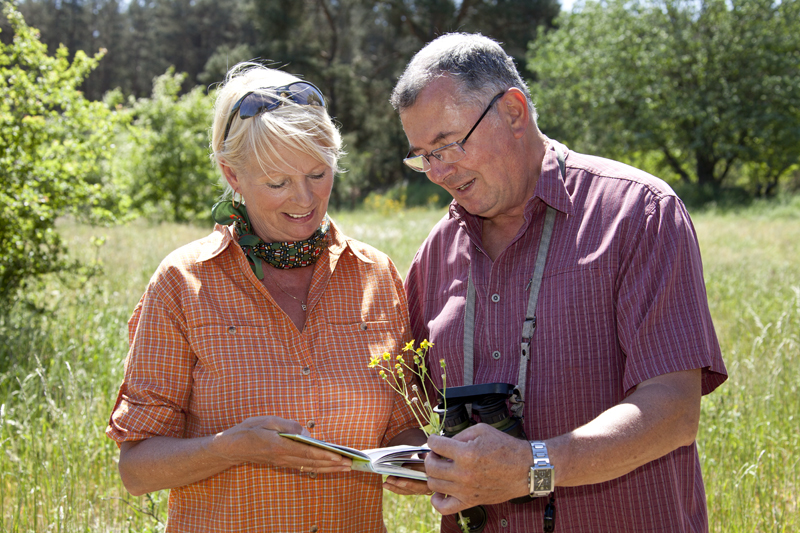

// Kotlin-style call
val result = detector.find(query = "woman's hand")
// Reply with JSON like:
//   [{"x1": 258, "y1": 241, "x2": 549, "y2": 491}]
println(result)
[
  {"x1": 211, "y1": 415, "x2": 352, "y2": 474},
  {"x1": 383, "y1": 473, "x2": 433, "y2": 496},
  {"x1": 118, "y1": 415, "x2": 350, "y2": 496}
]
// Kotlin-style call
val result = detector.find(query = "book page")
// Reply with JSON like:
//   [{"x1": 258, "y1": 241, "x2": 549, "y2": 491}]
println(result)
[{"x1": 279, "y1": 433, "x2": 429, "y2": 480}]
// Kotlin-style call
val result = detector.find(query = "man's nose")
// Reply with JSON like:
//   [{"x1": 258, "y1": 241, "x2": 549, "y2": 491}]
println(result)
[{"x1": 426, "y1": 157, "x2": 456, "y2": 185}]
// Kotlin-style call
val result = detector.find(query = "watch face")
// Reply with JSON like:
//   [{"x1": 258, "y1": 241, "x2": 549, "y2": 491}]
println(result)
[{"x1": 533, "y1": 469, "x2": 552, "y2": 491}]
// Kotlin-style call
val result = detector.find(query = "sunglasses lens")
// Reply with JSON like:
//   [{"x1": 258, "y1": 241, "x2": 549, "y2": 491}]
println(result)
[
  {"x1": 238, "y1": 83, "x2": 326, "y2": 119},
  {"x1": 288, "y1": 82, "x2": 325, "y2": 107},
  {"x1": 237, "y1": 93, "x2": 281, "y2": 120},
  {"x1": 224, "y1": 82, "x2": 327, "y2": 142}
]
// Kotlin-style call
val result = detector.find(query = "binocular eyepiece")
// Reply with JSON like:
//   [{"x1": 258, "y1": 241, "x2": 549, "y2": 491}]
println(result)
[
  {"x1": 436, "y1": 383, "x2": 527, "y2": 533},
  {"x1": 438, "y1": 382, "x2": 527, "y2": 440}
]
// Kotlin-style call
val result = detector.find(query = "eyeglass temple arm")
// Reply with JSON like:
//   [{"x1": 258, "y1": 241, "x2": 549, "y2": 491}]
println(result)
[
  {"x1": 459, "y1": 92, "x2": 505, "y2": 146},
  {"x1": 223, "y1": 93, "x2": 250, "y2": 142}
]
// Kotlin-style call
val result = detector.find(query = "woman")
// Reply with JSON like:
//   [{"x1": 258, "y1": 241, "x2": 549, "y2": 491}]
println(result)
[{"x1": 107, "y1": 62, "x2": 425, "y2": 532}]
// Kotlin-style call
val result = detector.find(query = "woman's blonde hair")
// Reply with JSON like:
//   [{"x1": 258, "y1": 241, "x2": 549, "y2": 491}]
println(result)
[{"x1": 211, "y1": 62, "x2": 343, "y2": 198}]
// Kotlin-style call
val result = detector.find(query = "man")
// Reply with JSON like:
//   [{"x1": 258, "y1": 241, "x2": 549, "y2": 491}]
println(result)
[{"x1": 386, "y1": 33, "x2": 727, "y2": 532}]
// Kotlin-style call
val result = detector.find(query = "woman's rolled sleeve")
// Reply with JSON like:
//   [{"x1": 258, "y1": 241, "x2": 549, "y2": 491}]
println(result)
[{"x1": 107, "y1": 285, "x2": 195, "y2": 443}]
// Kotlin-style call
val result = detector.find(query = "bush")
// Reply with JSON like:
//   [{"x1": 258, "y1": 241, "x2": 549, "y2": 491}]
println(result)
[
  {"x1": 0, "y1": 4, "x2": 128, "y2": 312},
  {"x1": 117, "y1": 68, "x2": 219, "y2": 223}
]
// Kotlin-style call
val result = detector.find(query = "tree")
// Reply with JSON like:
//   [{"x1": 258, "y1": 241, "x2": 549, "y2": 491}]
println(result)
[
  {"x1": 247, "y1": 0, "x2": 561, "y2": 205},
  {"x1": 0, "y1": 3, "x2": 127, "y2": 309},
  {"x1": 527, "y1": 0, "x2": 800, "y2": 192},
  {"x1": 14, "y1": 0, "x2": 261, "y2": 99},
  {"x1": 120, "y1": 68, "x2": 218, "y2": 222}
]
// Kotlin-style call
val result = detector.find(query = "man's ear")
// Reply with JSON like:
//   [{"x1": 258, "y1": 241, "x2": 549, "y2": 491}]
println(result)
[{"x1": 499, "y1": 88, "x2": 530, "y2": 140}]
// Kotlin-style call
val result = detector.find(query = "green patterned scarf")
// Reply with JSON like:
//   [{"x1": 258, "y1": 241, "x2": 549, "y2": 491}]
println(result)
[{"x1": 212, "y1": 201, "x2": 330, "y2": 279}]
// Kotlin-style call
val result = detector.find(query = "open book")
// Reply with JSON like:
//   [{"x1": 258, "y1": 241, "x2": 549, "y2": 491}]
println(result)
[{"x1": 279, "y1": 433, "x2": 429, "y2": 481}]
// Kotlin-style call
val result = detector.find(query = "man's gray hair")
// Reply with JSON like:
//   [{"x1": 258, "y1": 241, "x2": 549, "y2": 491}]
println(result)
[{"x1": 391, "y1": 32, "x2": 535, "y2": 119}]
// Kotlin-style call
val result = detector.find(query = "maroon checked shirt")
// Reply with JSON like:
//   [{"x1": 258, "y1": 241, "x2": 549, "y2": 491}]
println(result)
[{"x1": 405, "y1": 139, "x2": 727, "y2": 533}]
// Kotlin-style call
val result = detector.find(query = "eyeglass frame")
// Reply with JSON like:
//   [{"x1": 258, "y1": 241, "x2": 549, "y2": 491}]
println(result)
[
  {"x1": 402, "y1": 91, "x2": 506, "y2": 173},
  {"x1": 222, "y1": 81, "x2": 326, "y2": 143}
]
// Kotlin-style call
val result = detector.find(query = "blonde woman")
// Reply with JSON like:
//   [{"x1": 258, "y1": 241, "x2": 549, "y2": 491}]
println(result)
[{"x1": 107, "y1": 63, "x2": 426, "y2": 532}]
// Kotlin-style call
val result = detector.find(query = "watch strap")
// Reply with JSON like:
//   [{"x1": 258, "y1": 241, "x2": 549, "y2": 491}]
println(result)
[{"x1": 529, "y1": 441, "x2": 554, "y2": 497}]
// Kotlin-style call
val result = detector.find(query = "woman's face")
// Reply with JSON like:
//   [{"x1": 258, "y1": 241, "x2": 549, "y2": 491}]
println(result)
[{"x1": 227, "y1": 147, "x2": 334, "y2": 243}]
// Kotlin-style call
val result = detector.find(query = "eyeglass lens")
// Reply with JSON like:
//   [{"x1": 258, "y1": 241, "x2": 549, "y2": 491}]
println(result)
[
  {"x1": 404, "y1": 144, "x2": 466, "y2": 172},
  {"x1": 403, "y1": 91, "x2": 505, "y2": 173}
]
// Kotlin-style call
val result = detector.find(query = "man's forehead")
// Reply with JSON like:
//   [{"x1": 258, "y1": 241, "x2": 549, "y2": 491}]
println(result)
[{"x1": 400, "y1": 82, "x2": 473, "y2": 149}]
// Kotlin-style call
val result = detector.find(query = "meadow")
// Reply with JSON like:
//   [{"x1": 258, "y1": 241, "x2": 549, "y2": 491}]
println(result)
[{"x1": 0, "y1": 200, "x2": 798, "y2": 532}]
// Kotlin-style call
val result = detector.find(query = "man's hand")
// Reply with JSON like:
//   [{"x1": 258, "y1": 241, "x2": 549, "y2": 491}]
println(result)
[{"x1": 425, "y1": 424, "x2": 531, "y2": 515}]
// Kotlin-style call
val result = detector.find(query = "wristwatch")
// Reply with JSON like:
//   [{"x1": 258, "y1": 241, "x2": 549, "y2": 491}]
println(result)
[{"x1": 528, "y1": 441, "x2": 554, "y2": 498}]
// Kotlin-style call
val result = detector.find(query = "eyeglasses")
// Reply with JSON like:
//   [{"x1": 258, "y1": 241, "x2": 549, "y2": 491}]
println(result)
[
  {"x1": 403, "y1": 91, "x2": 505, "y2": 173},
  {"x1": 223, "y1": 81, "x2": 326, "y2": 142}
]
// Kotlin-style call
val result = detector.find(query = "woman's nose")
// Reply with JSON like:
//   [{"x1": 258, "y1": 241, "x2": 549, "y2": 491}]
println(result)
[{"x1": 291, "y1": 179, "x2": 314, "y2": 206}]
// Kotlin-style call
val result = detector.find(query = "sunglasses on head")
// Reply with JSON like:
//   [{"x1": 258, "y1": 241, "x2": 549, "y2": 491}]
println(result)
[{"x1": 222, "y1": 81, "x2": 326, "y2": 142}]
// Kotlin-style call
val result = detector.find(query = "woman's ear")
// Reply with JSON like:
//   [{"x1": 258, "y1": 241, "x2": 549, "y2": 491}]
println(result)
[
  {"x1": 499, "y1": 88, "x2": 530, "y2": 140},
  {"x1": 220, "y1": 161, "x2": 240, "y2": 191}
]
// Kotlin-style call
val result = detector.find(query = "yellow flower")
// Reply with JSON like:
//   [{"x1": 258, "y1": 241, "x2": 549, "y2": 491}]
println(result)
[{"x1": 366, "y1": 338, "x2": 447, "y2": 438}]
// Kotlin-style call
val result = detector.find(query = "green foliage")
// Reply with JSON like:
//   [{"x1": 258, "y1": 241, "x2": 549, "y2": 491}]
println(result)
[
  {"x1": 0, "y1": 3, "x2": 127, "y2": 311},
  {"x1": 246, "y1": 0, "x2": 562, "y2": 202},
  {"x1": 119, "y1": 68, "x2": 219, "y2": 222},
  {"x1": 11, "y1": 0, "x2": 562, "y2": 205},
  {"x1": 528, "y1": 0, "x2": 800, "y2": 193},
  {"x1": 13, "y1": 0, "x2": 262, "y2": 100}
]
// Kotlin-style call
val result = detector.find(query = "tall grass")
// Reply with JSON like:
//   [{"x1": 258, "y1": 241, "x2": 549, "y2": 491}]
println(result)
[
  {"x1": 0, "y1": 202, "x2": 797, "y2": 532},
  {"x1": 692, "y1": 207, "x2": 800, "y2": 532}
]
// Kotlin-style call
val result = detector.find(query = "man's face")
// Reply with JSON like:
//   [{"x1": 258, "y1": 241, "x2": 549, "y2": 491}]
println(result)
[{"x1": 399, "y1": 77, "x2": 532, "y2": 221}]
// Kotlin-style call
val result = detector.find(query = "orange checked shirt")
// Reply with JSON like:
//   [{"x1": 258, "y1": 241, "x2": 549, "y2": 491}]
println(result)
[{"x1": 107, "y1": 221, "x2": 420, "y2": 533}]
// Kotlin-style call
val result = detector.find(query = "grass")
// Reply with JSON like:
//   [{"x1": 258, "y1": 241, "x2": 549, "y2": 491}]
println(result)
[
  {"x1": 691, "y1": 207, "x2": 800, "y2": 532},
  {"x1": 0, "y1": 201, "x2": 797, "y2": 532}
]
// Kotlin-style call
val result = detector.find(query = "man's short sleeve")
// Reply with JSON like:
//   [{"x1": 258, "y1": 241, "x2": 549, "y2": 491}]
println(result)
[{"x1": 616, "y1": 194, "x2": 727, "y2": 395}]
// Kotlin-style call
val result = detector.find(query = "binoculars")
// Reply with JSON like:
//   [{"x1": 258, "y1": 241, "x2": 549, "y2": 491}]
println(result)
[{"x1": 435, "y1": 383, "x2": 528, "y2": 533}]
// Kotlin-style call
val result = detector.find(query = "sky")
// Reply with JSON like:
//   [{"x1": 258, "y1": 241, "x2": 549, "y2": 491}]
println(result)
[{"x1": 561, "y1": 0, "x2": 576, "y2": 11}]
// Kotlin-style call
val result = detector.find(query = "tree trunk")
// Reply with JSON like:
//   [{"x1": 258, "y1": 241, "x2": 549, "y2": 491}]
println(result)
[
  {"x1": 695, "y1": 151, "x2": 718, "y2": 186},
  {"x1": 661, "y1": 148, "x2": 692, "y2": 183}
]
